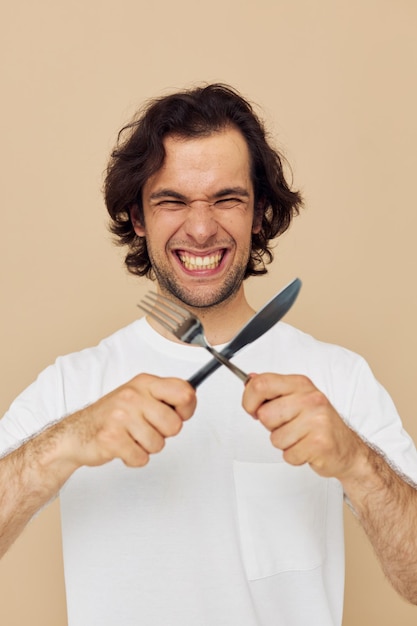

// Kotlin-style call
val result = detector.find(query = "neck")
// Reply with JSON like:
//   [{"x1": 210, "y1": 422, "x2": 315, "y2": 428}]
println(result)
[
  {"x1": 187, "y1": 290, "x2": 255, "y2": 345},
  {"x1": 146, "y1": 285, "x2": 255, "y2": 346}
]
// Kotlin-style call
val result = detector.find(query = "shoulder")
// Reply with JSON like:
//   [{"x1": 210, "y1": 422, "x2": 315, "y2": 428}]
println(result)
[
  {"x1": 250, "y1": 322, "x2": 372, "y2": 418},
  {"x1": 55, "y1": 318, "x2": 147, "y2": 369},
  {"x1": 0, "y1": 320, "x2": 150, "y2": 452},
  {"x1": 262, "y1": 321, "x2": 366, "y2": 372}
]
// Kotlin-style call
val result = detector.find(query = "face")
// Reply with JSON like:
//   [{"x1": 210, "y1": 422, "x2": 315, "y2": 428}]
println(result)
[{"x1": 131, "y1": 127, "x2": 261, "y2": 309}]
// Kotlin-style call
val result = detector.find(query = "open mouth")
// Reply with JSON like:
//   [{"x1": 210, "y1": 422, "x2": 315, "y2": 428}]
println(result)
[{"x1": 176, "y1": 250, "x2": 225, "y2": 271}]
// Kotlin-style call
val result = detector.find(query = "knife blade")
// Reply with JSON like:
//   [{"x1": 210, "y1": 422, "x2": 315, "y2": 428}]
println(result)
[{"x1": 188, "y1": 277, "x2": 302, "y2": 388}]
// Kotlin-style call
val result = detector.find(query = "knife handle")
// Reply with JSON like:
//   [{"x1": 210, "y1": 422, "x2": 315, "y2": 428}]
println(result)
[
  {"x1": 188, "y1": 360, "x2": 220, "y2": 389},
  {"x1": 188, "y1": 346, "x2": 236, "y2": 389}
]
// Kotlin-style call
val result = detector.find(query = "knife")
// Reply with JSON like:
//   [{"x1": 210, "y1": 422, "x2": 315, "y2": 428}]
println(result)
[{"x1": 188, "y1": 277, "x2": 302, "y2": 388}]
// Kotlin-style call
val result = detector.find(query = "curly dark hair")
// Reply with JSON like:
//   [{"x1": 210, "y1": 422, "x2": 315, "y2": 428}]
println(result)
[{"x1": 104, "y1": 83, "x2": 303, "y2": 279}]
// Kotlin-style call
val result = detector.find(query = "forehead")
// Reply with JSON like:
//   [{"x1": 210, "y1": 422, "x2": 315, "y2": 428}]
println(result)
[{"x1": 143, "y1": 127, "x2": 253, "y2": 197}]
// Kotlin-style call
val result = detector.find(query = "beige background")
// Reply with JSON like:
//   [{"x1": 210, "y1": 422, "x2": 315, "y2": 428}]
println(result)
[{"x1": 1, "y1": 0, "x2": 416, "y2": 624}]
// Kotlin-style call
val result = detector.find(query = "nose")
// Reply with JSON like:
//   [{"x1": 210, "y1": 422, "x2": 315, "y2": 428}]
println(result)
[{"x1": 183, "y1": 202, "x2": 218, "y2": 244}]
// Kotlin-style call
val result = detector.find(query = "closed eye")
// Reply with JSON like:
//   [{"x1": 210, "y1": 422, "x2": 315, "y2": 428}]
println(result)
[
  {"x1": 214, "y1": 197, "x2": 246, "y2": 209},
  {"x1": 156, "y1": 200, "x2": 187, "y2": 209}
]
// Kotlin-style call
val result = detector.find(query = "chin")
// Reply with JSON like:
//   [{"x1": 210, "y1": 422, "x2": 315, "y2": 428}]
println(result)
[{"x1": 170, "y1": 283, "x2": 242, "y2": 310}]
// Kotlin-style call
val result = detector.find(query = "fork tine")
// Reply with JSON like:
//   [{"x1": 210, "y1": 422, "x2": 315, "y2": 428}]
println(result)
[
  {"x1": 143, "y1": 292, "x2": 189, "y2": 320},
  {"x1": 138, "y1": 292, "x2": 190, "y2": 337},
  {"x1": 138, "y1": 291, "x2": 249, "y2": 384},
  {"x1": 137, "y1": 302, "x2": 181, "y2": 336},
  {"x1": 141, "y1": 293, "x2": 186, "y2": 325}
]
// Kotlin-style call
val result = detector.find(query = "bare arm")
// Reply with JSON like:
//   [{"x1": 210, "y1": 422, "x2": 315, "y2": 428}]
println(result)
[
  {"x1": 0, "y1": 423, "x2": 77, "y2": 558},
  {"x1": 342, "y1": 439, "x2": 417, "y2": 603},
  {"x1": 0, "y1": 373, "x2": 196, "y2": 558},
  {"x1": 242, "y1": 373, "x2": 417, "y2": 604}
]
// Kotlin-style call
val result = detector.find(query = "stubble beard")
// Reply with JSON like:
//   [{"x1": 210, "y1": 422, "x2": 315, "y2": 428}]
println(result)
[{"x1": 149, "y1": 251, "x2": 250, "y2": 310}]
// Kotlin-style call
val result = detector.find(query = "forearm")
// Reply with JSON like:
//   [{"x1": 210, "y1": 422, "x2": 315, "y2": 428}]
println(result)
[
  {"x1": 0, "y1": 374, "x2": 196, "y2": 558},
  {"x1": 0, "y1": 422, "x2": 78, "y2": 558},
  {"x1": 342, "y1": 439, "x2": 417, "y2": 604},
  {"x1": 242, "y1": 374, "x2": 417, "y2": 601}
]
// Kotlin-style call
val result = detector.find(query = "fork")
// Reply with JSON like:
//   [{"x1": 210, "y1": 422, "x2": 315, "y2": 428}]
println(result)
[{"x1": 138, "y1": 292, "x2": 249, "y2": 383}]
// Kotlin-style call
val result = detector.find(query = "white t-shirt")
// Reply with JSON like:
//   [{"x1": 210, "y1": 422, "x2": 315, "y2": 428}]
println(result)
[{"x1": 1, "y1": 319, "x2": 417, "y2": 626}]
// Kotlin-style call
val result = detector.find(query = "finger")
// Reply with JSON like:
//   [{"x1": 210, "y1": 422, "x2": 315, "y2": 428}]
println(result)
[
  {"x1": 138, "y1": 398, "x2": 184, "y2": 439},
  {"x1": 242, "y1": 373, "x2": 313, "y2": 416},
  {"x1": 282, "y1": 439, "x2": 310, "y2": 467},
  {"x1": 278, "y1": 413, "x2": 353, "y2": 476},
  {"x1": 120, "y1": 440, "x2": 150, "y2": 468},
  {"x1": 256, "y1": 394, "x2": 300, "y2": 429},
  {"x1": 128, "y1": 417, "x2": 166, "y2": 454},
  {"x1": 141, "y1": 376, "x2": 197, "y2": 422},
  {"x1": 95, "y1": 423, "x2": 151, "y2": 468},
  {"x1": 267, "y1": 395, "x2": 338, "y2": 450},
  {"x1": 269, "y1": 412, "x2": 310, "y2": 451},
  {"x1": 281, "y1": 432, "x2": 330, "y2": 471}
]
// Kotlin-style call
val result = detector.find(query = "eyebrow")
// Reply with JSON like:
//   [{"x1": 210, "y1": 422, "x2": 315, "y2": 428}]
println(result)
[
  {"x1": 148, "y1": 187, "x2": 250, "y2": 202},
  {"x1": 149, "y1": 190, "x2": 187, "y2": 202}
]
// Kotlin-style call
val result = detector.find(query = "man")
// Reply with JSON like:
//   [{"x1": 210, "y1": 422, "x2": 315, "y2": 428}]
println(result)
[{"x1": 1, "y1": 84, "x2": 417, "y2": 625}]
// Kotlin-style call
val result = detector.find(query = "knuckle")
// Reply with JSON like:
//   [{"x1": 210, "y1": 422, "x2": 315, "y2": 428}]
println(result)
[
  {"x1": 97, "y1": 425, "x2": 121, "y2": 448},
  {"x1": 177, "y1": 383, "x2": 196, "y2": 408},
  {"x1": 133, "y1": 373, "x2": 152, "y2": 385},
  {"x1": 311, "y1": 430, "x2": 332, "y2": 455},
  {"x1": 126, "y1": 449, "x2": 150, "y2": 468},
  {"x1": 151, "y1": 435, "x2": 166, "y2": 453},
  {"x1": 309, "y1": 389, "x2": 328, "y2": 408},
  {"x1": 138, "y1": 455, "x2": 150, "y2": 467},
  {"x1": 256, "y1": 404, "x2": 271, "y2": 425},
  {"x1": 270, "y1": 430, "x2": 281, "y2": 448},
  {"x1": 116, "y1": 386, "x2": 138, "y2": 405},
  {"x1": 169, "y1": 417, "x2": 183, "y2": 436},
  {"x1": 282, "y1": 448, "x2": 303, "y2": 466},
  {"x1": 109, "y1": 407, "x2": 129, "y2": 424},
  {"x1": 313, "y1": 411, "x2": 333, "y2": 435},
  {"x1": 250, "y1": 374, "x2": 269, "y2": 394},
  {"x1": 294, "y1": 374, "x2": 313, "y2": 388}
]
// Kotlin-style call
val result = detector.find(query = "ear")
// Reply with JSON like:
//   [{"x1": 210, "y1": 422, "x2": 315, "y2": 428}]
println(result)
[
  {"x1": 130, "y1": 204, "x2": 146, "y2": 237},
  {"x1": 252, "y1": 202, "x2": 263, "y2": 235}
]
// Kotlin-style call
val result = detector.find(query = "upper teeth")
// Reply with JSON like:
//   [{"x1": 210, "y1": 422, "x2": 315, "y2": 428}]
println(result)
[{"x1": 178, "y1": 252, "x2": 222, "y2": 270}]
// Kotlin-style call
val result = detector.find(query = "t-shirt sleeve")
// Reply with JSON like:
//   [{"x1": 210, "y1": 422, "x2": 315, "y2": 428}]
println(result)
[
  {"x1": 346, "y1": 357, "x2": 417, "y2": 484},
  {"x1": 0, "y1": 363, "x2": 66, "y2": 457}
]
